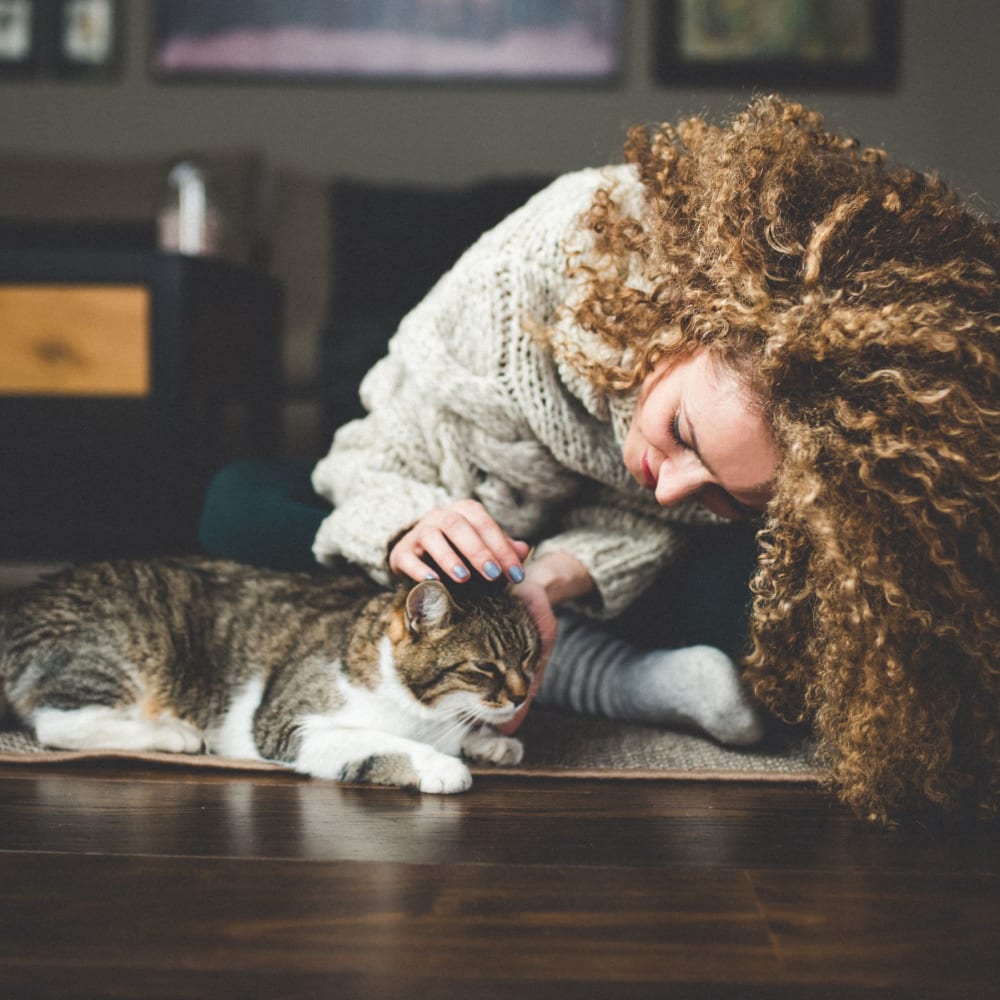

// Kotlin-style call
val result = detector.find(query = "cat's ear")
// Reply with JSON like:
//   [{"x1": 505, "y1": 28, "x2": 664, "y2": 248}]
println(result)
[{"x1": 404, "y1": 580, "x2": 455, "y2": 635}]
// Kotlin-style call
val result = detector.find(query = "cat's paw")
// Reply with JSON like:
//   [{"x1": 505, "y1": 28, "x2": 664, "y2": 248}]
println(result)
[
  {"x1": 416, "y1": 752, "x2": 473, "y2": 794},
  {"x1": 149, "y1": 716, "x2": 205, "y2": 754},
  {"x1": 462, "y1": 726, "x2": 524, "y2": 766}
]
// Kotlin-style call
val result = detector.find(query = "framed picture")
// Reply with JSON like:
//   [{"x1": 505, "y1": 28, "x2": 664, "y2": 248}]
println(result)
[
  {"x1": 0, "y1": 0, "x2": 36, "y2": 77},
  {"x1": 150, "y1": 0, "x2": 623, "y2": 84},
  {"x1": 54, "y1": 0, "x2": 122, "y2": 78},
  {"x1": 654, "y1": 0, "x2": 900, "y2": 90}
]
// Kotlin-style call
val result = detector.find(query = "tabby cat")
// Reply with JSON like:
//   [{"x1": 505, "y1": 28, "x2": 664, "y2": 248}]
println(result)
[{"x1": 0, "y1": 557, "x2": 540, "y2": 793}]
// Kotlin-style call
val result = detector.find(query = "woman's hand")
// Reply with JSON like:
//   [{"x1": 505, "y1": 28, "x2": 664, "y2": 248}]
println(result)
[
  {"x1": 498, "y1": 549, "x2": 595, "y2": 735},
  {"x1": 389, "y1": 499, "x2": 530, "y2": 584},
  {"x1": 391, "y1": 508, "x2": 596, "y2": 733}
]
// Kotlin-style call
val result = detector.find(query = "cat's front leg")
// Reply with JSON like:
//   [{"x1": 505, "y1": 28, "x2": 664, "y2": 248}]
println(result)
[
  {"x1": 461, "y1": 725, "x2": 524, "y2": 766},
  {"x1": 293, "y1": 719, "x2": 473, "y2": 793}
]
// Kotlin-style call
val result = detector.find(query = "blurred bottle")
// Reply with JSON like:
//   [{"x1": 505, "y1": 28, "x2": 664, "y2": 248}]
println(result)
[{"x1": 157, "y1": 160, "x2": 223, "y2": 256}]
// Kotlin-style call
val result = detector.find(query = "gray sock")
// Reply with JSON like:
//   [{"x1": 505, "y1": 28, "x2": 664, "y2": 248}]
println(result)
[{"x1": 537, "y1": 613, "x2": 764, "y2": 746}]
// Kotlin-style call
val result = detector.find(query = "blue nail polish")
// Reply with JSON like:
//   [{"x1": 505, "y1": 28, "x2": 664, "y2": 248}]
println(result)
[
  {"x1": 509, "y1": 566, "x2": 525, "y2": 584},
  {"x1": 424, "y1": 571, "x2": 438, "y2": 581},
  {"x1": 453, "y1": 564, "x2": 470, "y2": 580},
  {"x1": 484, "y1": 561, "x2": 501, "y2": 580}
]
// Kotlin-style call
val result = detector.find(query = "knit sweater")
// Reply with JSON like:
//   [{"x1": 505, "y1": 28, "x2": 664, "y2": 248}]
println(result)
[{"x1": 311, "y1": 165, "x2": 718, "y2": 619}]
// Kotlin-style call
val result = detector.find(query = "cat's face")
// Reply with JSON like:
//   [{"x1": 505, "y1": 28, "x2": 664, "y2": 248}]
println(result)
[{"x1": 388, "y1": 580, "x2": 541, "y2": 725}]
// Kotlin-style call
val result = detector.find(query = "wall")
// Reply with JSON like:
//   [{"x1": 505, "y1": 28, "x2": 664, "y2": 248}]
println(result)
[{"x1": 0, "y1": 1, "x2": 998, "y2": 214}]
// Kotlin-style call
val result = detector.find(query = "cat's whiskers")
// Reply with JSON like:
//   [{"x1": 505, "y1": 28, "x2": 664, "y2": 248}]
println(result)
[
  {"x1": 423, "y1": 704, "x2": 482, "y2": 748},
  {"x1": 427, "y1": 707, "x2": 475, "y2": 739}
]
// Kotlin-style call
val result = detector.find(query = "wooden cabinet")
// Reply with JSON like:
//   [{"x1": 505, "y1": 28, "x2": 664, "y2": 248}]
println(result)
[
  {"x1": 0, "y1": 284, "x2": 151, "y2": 397},
  {"x1": 0, "y1": 250, "x2": 283, "y2": 559}
]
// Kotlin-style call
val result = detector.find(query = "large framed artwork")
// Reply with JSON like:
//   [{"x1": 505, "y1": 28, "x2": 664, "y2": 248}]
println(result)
[
  {"x1": 654, "y1": 0, "x2": 900, "y2": 90},
  {"x1": 151, "y1": 0, "x2": 623, "y2": 84}
]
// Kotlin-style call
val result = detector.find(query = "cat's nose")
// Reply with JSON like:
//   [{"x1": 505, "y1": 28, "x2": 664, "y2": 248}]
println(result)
[{"x1": 505, "y1": 669, "x2": 529, "y2": 703}]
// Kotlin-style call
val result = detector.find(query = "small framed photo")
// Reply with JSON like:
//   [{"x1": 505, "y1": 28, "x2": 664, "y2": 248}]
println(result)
[
  {"x1": 55, "y1": 0, "x2": 121, "y2": 78},
  {"x1": 654, "y1": 0, "x2": 900, "y2": 90},
  {"x1": 0, "y1": 0, "x2": 36, "y2": 77}
]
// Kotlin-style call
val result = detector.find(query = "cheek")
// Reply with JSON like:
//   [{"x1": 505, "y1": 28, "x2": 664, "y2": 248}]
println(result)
[
  {"x1": 695, "y1": 484, "x2": 747, "y2": 521},
  {"x1": 623, "y1": 413, "x2": 644, "y2": 462},
  {"x1": 636, "y1": 412, "x2": 670, "y2": 459},
  {"x1": 636, "y1": 382, "x2": 675, "y2": 449}
]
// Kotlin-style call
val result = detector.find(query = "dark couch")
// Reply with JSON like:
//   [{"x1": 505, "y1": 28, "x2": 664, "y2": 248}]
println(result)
[{"x1": 320, "y1": 174, "x2": 551, "y2": 436}]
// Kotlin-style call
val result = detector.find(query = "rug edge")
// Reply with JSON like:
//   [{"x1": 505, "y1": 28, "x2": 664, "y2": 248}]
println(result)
[{"x1": 0, "y1": 748, "x2": 823, "y2": 784}]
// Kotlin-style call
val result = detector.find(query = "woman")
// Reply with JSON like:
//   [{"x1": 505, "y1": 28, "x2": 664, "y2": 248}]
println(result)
[{"x1": 204, "y1": 97, "x2": 999, "y2": 822}]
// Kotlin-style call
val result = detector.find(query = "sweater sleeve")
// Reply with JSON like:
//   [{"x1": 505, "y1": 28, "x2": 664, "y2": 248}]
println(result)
[{"x1": 310, "y1": 343, "x2": 460, "y2": 583}]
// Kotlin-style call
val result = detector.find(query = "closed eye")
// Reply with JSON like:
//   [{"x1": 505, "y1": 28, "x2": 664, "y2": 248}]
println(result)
[
  {"x1": 671, "y1": 412, "x2": 692, "y2": 450},
  {"x1": 474, "y1": 661, "x2": 503, "y2": 679}
]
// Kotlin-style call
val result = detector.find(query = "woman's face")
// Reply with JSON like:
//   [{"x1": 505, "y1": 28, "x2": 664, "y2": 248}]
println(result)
[{"x1": 623, "y1": 350, "x2": 777, "y2": 520}]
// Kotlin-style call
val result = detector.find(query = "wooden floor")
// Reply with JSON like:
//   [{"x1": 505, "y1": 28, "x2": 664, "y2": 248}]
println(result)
[{"x1": 0, "y1": 765, "x2": 995, "y2": 999}]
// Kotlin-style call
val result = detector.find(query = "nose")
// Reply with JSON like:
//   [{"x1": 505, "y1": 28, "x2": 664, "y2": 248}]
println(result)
[
  {"x1": 654, "y1": 456, "x2": 711, "y2": 508},
  {"x1": 505, "y1": 666, "x2": 529, "y2": 704}
]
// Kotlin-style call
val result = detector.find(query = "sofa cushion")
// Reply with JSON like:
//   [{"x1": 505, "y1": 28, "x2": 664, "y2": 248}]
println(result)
[
  {"x1": 267, "y1": 167, "x2": 332, "y2": 393},
  {"x1": 321, "y1": 174, "x2": 552, "y2": 434}
]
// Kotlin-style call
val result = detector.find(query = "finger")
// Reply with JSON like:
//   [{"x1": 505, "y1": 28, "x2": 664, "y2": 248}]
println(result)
[
  {"x1": 417, "y1": 528, "x2": 476, "y2": 583},
  {"x1": 412, "y1": 507, "x2": 510, "y2": 583},
  {"x1": 390, "y1": 526, "x2": 470, "y2": 584},
  {"x1": 498, "y1": 583, "x2": 556, "y2": 734},
  {"x1": 391, "y1": 547, "x2": 443, "y2": 583},
  {"x1": 446, "y1": 501, "x2": 528, "y2": 583},
  {"x1": 515, "y1": 582, "x2": 558, "y2": 655}
]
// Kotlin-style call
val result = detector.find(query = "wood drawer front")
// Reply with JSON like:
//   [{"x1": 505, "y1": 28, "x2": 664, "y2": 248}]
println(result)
[{"x1": 0, "y1": 285, "x2": 150, "y2": 396}]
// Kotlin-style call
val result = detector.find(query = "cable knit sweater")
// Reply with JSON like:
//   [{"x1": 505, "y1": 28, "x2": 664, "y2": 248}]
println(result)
[{"x1": 312, "y1": 165, "x2": 718, "y2": 619}]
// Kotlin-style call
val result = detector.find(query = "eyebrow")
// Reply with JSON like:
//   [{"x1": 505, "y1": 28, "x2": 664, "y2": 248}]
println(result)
[{"x1": 683, "y1": 408, "x2": 773, "y2": 509}]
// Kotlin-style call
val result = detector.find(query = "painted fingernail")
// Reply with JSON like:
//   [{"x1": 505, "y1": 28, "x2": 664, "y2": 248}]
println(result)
[
  {"x1": 424, "y1": 571, "x2": 438, "y2": 580},
  {"x1": 484, "y1": 561, "x2": 501, "y2": 580},
  {"x1": 453, "y1": 564, "x2": 470, "y2": 580},
  {"x1": 509, "y1": 565, "x2": 525, "y2": 584}
]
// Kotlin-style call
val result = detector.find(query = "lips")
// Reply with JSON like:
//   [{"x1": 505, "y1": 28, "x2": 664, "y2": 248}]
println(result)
[{"x1": 641, "y1": 453, "x2": 657, "y2": 490}]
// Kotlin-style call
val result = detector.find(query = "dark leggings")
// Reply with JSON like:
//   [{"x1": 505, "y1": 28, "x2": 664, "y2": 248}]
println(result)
[
  {"x1": 198, "y1": 458, "x2": 758, "y2": 656},
  {"x1": 198, "y1": 458, "x2": 330, "y2": 573}
]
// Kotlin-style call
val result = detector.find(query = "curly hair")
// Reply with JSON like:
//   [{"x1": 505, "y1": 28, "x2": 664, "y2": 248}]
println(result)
[{"x1": 569, "y1": 95, "x2": 1000, "y2": 823}]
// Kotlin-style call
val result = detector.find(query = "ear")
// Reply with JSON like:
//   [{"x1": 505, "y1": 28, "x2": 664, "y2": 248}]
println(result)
[{"x1": 404, "y1": 580, "x2": 454, "y2": 635}]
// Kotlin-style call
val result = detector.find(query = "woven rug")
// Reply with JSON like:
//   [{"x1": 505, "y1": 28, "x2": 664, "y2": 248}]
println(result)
[
  {"x1": 0, "y1": 708, "x2": 821, "y2": 783},
  {"x1": 0, "y1": 570, "x2": 820, "y2": 784}
]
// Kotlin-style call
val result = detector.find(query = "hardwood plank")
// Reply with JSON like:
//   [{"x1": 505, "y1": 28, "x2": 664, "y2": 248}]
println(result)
[
  {"x1": 0, "y1": 969, "x2": 917, "y2": 1000},
  {"x1": 752, "y1": 869, "x2": 1000, "y2": 994},
  {"x1": 0, "y1": 851, "x2": 989, "y2": 998},
  {"x1": 0, "y1": 853, "x2": 779, "y2": 995},
  {"x1": 0, "y1": 766, "x2": 994, "y2": 874}
]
